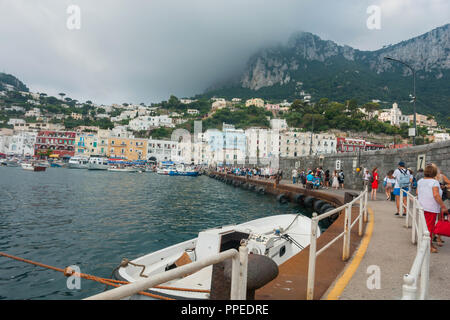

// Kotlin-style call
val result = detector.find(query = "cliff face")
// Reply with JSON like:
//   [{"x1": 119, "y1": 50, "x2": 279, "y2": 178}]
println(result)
[
  {"x1": 240, "y1": 24, "x2": 450, "y2": 91},
  {"x1": 0, "y1": 72, "x2": 29, "y2": 92}
]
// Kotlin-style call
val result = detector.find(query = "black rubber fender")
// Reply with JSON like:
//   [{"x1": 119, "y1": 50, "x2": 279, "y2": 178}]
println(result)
[
  {"x1": 303, "y1": 196, "x2": 315, "y2": 208},
  {"x1": 277, "y1": 194, "x2": 288, "y2": 203},
  {"x1": 256, "y1": 186, "x2": 265, "y2": 194},
  {"x1": 233, "y1": 181, "x2": 240, "y2": 187},
  {"x1": 293, "y1": 193, "x2": 305, "y2": 204},
  {"x1": 241, "y1": 183, "x2": 249, "y2": 190},
  {"x1": 319, "y1": 204, "x2": 334, "y2": 213},
  {"x1": 248, "y1": 184, "x2": 256, "y2": 191},
  {"x1": 313, "y1": 200, "x2": 327, "y2": 212}
]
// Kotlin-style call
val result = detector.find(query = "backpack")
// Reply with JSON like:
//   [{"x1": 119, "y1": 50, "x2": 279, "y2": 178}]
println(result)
[
  {"x1": 369, "y1": 174, "x2": 374, "y2": 183},
  {"x1": 398, "y1": 169, "x2": 410, "y2": 188}
]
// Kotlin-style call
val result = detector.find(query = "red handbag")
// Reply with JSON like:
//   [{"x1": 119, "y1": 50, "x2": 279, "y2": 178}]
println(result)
[{"x1": 434, "y1": 213, "x2": 450, "y2": 237}]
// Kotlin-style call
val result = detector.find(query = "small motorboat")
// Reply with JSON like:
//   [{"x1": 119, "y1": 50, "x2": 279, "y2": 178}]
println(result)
[
  {"x1": 115, "y1": 214, "x2": 318, "y2": 300},
  {"x1": 168, "y1": 164, "x2": 199, "y2": 176},
  {"x1": 107, "y1": 165, "x2": 138, "y2": 172},
  {"x1": 21, "y1": 163, "x2": 46, "y2": 172}
]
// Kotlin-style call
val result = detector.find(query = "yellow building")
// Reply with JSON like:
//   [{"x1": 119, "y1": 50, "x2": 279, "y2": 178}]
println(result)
[
  {"x1": 108, "y1": 137, "x2": 148, "y2": 161},
  {"x1": 245, "y1": 98, "x2": 264, "y2": 108}
]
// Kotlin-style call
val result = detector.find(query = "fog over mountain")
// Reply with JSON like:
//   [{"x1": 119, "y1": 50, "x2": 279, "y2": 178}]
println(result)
[{"x1": 0, "y1": 0, "x2": 449, "y2": 104}]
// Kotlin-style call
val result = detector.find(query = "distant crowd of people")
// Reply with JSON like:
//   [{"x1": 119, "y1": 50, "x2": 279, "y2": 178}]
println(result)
[{"x1": 291, "y1": 167, "x2": 345, "y2": 190}]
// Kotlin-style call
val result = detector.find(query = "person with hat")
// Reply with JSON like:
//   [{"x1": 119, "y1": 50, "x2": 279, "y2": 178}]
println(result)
[{"x1": 393, "y1": 161, "x2": 413, "y2": 216}]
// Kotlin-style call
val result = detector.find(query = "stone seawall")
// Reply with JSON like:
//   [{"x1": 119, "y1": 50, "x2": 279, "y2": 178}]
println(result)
[{"x1": 279, "y1": 140, "x2": 450, "y2": 191}]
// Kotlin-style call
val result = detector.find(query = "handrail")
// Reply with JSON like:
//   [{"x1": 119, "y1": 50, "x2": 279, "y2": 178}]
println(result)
[
  {"x1": 84, "y1": 246, "x2": 249, "y2": 300},
  {"x1": 306, "y1": 187, "x2": 368, "y2": 300},
  {"x1": 399, "y1": 190, "x2": 430, "y2": 300}
]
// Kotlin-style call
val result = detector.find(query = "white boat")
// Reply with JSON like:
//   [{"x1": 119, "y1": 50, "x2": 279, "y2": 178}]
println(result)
[
  {"x1": 88, "y1": 157, "x2": 109, "y2": 170},
  {"x1": 107, "y1": 166, "x2": 138, "y2": 172},
  {"x1": 68, "y1": 156, "x2": 89, "y2": 169},
  {"x1": 21, "y1": 163, "x2": 46, "y2": 172},
  {"x1": 115, "y1": 214, "x2": 319, "y2": 300}
]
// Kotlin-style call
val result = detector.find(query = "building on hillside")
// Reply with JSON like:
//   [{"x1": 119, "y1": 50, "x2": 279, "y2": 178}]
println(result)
[
  {"x1": 336, "y1": 137, "x2": 366, "y2": 153},
  {"x1": 376, "y1": 103, "x2": 410, "y2": 126},
  {"x1": 433, "y1": 132, "x2": 450, "y2": 142},
  {"x1": 211, "y1": 100, "x2": 227, "y2": 111},
  {"x1": 25, "y1": 108, "x2": 41, "y2": 118},
  {"x1": 70, "y1": 112, "x2": 83, "y2": 120},
  {"x1": 364, "y1": 142, "x2": 386, "y2": 151},
  {"x1": 108, "y1": 137, "x2": 148, "y2": 161},
  {"x1": 75, "y1": 133, "x2": 102, "y2": 157},
  {"x1": 7, "y1": 118, "x2": 25, "y2": 126},
  {"x1": 245, "y1": 98, "x2": 264, "y2": 108},
  {"x1": 14, "y1": 122, "x2": 65, "y2": 132},
  {"x1": 34, "y1": 130, "x2": 76, "y2": 159},
  {"x1": 409, "y1": 114, "x2": 438, "y2": 128},
  {"x1": 187, "y1": 109, "x2": 199, "y2": 115}
]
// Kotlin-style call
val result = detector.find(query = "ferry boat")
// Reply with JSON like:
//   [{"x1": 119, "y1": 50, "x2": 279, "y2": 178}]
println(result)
[
  {"x1": 88, "y1": 157, "x2": 109, "y2": 170},
  {"x1": 168, "y1": 164, "x2": 199, "y2": 176},
  {"x1": 67, "y1": 156, "x2": 89, "y2": 169},
  {"x1": 115, "y1": 214, "x2": 318, "y2": 300}
]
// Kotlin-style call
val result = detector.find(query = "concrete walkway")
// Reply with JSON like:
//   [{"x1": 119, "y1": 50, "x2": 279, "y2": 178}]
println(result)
[{"x1": 280, "y1": 179, "x2": 450, "y2": 300}]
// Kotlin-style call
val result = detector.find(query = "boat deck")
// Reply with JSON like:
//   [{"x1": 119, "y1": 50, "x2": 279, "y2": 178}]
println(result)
[{"x1": 255, "y1": 203, "x2": 363, "y2": 300}]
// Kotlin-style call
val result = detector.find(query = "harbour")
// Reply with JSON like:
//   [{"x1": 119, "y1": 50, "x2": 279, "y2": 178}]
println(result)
[{"x1": 0, "y1": 166, "x2": 309, "y2": 300}]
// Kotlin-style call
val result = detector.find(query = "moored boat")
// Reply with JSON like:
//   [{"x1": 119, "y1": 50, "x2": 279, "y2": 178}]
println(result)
[
  {"x1": 21, "y1": 163, "x2": 46, "y2": 172},
  {"x1": 115, "y1": 214, "x2": 318, "y2": 300},
  {"x1": 107, "y1": 165, "x2": 138, "y2": 172},
  {"x1": 68, "y1": 156, "x2": 89, "y2": 169},
  {"x1": 88, "y1": 156, "x2": 109, "y2": 170}
]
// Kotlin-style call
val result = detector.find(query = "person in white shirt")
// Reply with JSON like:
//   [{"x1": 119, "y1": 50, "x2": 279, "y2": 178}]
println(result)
[
  {"x1": 383, "y1": 170, "x2": 396, "y2": 200},
  {"x1": 417, "y1": 164, "x2": 448, "y2": 253},
  {"x1": 292, "y1": 168, "x2": 298, "y2": 184},
  {"x1": 393, "y1": 161, "x2": 412, "y2": 216}
]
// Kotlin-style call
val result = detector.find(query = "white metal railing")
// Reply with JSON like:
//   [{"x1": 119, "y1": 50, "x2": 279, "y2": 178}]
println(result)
[
  {"x1": 399, "y1": 190, "x2": 430, "y2": 300},
  {"x1": 306, "y1": 187, "x2": 369, "y2": 300},
  {"x1": 84, "y1": 245, "x2": 249, "y2": 300}
]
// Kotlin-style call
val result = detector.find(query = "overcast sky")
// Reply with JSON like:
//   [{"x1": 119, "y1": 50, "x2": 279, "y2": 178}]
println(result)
[{"x1": 0, "y1": 0, "x2": 448, "y2": 105}]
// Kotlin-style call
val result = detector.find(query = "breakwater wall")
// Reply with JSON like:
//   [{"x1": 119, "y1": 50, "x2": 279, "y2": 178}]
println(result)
[{"x1": 279, "y1": 140, "x2": 450, "y2": 191}]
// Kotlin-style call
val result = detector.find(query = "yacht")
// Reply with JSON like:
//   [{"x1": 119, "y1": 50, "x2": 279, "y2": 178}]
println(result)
[
  {"x1": 88, "y1": 156, "x2": 109, "y2": 170},
  {"x1": 67, "y1": 156, "x2": 89, "y2": 169}
]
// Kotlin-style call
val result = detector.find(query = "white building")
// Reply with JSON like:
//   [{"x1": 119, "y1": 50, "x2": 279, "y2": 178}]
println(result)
[
  {"x1": 434, "y1": 132, "x2": 450, "y2": 142},
  {"x1": 0, "y1": 131, "x2": 37, "y2": 156},
  {"x1": 377, "y1": 103, "x2": 410, "y2": 126},
  {"x1": 245, "y1": 128, "x2": 280, "y2": 166},
  {"x1": 147, "y1": 138, "x2": 181, "y2": 162},
  {"x1": 25, "y1": 108, "x2": 41, "y2": 118},
  {"x1": 270, "y1": 119, "x2": 288, "y2": 131},
  {"x1": 280, "y1": 131, "x2": 336, "y2": 157},
  {"x1": 7, "y1": 118, "x2": 26, "y2": 126},
  {"x1": 211, "y1": 100, "x2": 227, "y2": 111},
  {"x1": 187, "y1": 109, "x2": 199, "y2": 115}
]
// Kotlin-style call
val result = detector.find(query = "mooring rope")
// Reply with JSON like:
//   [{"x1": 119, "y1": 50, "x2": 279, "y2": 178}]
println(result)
[{"x1": 0, "y1": 252, "x2": 210, "y2": 299}]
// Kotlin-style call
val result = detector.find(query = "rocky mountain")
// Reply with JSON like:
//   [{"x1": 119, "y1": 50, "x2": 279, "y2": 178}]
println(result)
[
  {"x1": 0, "y1": 72, "x2": 29, "y2": 92},
  {"x1": 203, "y1": 24, "x2": 450, "y2": 124}
]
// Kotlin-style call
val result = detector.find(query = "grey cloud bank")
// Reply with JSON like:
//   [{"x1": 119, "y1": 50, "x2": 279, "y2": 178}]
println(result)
[{"x1": 0, "y1": 0, "x2": 448, "y2": 105}]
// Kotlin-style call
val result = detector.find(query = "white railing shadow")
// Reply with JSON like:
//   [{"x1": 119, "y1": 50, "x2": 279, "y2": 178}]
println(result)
[{"x1": 306, "y1": 187, "x2": 369, "y2": 300}]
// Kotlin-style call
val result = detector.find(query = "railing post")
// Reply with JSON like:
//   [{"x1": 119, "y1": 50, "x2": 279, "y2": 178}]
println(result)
[
  {"x1": 402, "y1": 274, "x2": 417, "y2": 300},
  {"x1": 359, "y1": 196, "x2": 363, "y2": 236},
  {"x1": 230, "y1": 250, "x2": 241, "y2": 300},
  {"x1": 412, "y1": 200, "x2": 417, "y2": 244},
  {"x1": 419, "y1": 233, "x2": 430, "y2": 300},
  {"x1": 342, "y1": 204, "x2": 351, "y2": 261},
  {"x1": 364, "y1": 186, "x2": 368, "y2": 222},
  {"x1": 306, "y1": 213, "x2": 318, "y2": 300},
  {"x1": 237, "y1": 243, "x2": 248, "y2": 300},
  {"x1": 405, "y1": 194, "x2": 410, "y2": 228},
  {"x1": 399, "y1": 188, "x2": 404, "y2": 216}
]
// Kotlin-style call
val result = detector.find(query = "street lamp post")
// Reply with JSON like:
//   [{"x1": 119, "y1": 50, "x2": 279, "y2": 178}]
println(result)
[{"x1": 384, "y1": 57, "x2": 417, "y2": 145}]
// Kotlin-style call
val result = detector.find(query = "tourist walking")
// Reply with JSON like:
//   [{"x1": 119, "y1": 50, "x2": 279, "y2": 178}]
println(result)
[
  {"x1": 338, "y1": 170, "x2": 345, "y2": 189},
  {"x1": 393, "y1": 161, "x2": 412, "y2": 216},
  {"x1": 363, "y1": 169, "x2": 371, "y2": 190},
  {"x1": 383, "y1": 170, "x2": 396, "y2": 200},
  {"x1": 332, "y1": 170, "x2": 339, "y2": 189},
  {"x1": 371, "y1": 167, "x2": 379, "y2": 200},
  {"x1": 417, "y1": 164, "x2": 448, "y2": 253},
  {"x1": 292, "y1": 168, "x2": 298, "y2": 184},
  {"x1": 324, "y1": 169, "x2": 330, "y2": 189},
  {"x1": 435, "y1": 166, "x2": 450, "y2": 246}
]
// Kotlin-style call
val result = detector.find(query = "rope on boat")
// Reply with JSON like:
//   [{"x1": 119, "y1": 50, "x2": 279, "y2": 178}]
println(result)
[{"x1": 0, "y1": 252, "x2": 210, "y2": 299}]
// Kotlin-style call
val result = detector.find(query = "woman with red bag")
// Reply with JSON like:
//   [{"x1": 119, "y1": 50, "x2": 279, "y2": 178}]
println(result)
[{"x1": 417, "y1": 164, "x2": 448, "y2": 253}]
